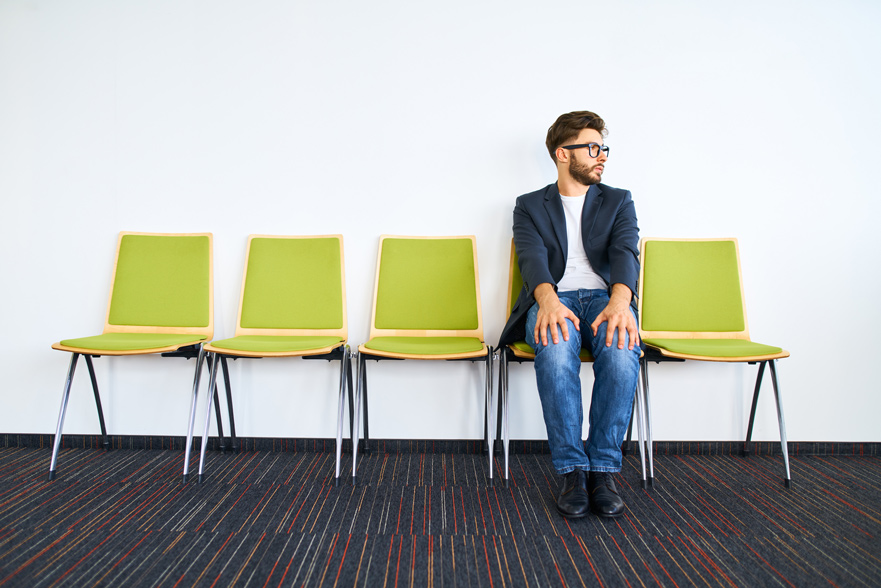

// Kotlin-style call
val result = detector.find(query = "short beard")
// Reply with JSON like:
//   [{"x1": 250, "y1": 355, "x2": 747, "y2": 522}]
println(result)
[{"x1": 568, "y1": 153, "x2": 602, "y2": 186}]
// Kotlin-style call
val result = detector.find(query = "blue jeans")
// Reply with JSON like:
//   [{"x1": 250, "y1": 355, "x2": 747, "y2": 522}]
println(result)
[{"x1": 525, "y1": 289, "x2": 640, "y2": 474}]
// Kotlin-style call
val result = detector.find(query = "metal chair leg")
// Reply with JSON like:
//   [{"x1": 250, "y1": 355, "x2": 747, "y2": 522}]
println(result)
[
  {"x1": 219, "y1": 356, "x2": 237, "y2": 451},
  {"x1": 182, "y1": 346, "x2": 207, "y2": 483},
  {"x1": 486, "y1": 347, "x2": 494, "y2": 485},
  {"x1": 502, "y1": 350, "x2": 510, "y2": 488},
  {"x1": 743, "y1": 361, "x2": 767, "y2": 457},
  {"x1": 83, "y1": 356, "x2": 110, "y2": 450},
  {"x1": 334, "y1": 347, "x2": 349, "y2": 486},
  {"x1": 634, "y1": 371, "x2": 648, "y2": 489},
  {"x1": 49, "y1": 353, "x2": 80, "y2": 481},
  {"x1": 352, "y1": 351, "x2": 363, "y2": 485},
  {"x1": 212, "y1": 374, "x2": 226, "y2": 453},
  {"x1": 641, "y1": 358, "x2": 654, "y2": 485},
  {"x1": 197, "y1": 353, "x2": 220, "y2": 483},
  {"x1": 769, "y1": 360, "x2": 792, "y2": 488}
]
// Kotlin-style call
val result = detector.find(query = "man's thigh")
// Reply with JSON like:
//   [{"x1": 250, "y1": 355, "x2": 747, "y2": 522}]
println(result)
[{"x1": 525, "y1": 294, "x2": 583, "y2": 351}]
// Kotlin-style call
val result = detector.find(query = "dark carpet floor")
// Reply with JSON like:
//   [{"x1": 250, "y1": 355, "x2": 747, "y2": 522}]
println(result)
[{"x1": 1, "y1": 446, "x2": 879, "y2": 587}]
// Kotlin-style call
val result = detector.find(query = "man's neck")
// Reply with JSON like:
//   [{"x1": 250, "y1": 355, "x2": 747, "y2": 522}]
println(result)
[{"x1": 557, "y1": 174, "x2": 591, "y2": 198}]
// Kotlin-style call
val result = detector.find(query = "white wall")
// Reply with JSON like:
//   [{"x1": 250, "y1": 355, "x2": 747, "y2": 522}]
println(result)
[{"x1": 1, "y1": 0, "x2": 878, "y2": 443}]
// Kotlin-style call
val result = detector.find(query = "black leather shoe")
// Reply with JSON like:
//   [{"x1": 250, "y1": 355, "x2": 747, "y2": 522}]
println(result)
[
  {"x1": 556, "y1": 469, "x2": 590, "y2": 518},
  {"x1": 588, "y1": 471, "x2": 625, "y2": 518}
]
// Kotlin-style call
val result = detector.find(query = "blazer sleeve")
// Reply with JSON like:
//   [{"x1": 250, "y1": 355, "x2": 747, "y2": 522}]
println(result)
[
  {"x1": 607, "y1": 190, "x2": 640, "y2": 296},
  {"x1": 512, "y1": 195, "x2": 557, "y2": 298}
]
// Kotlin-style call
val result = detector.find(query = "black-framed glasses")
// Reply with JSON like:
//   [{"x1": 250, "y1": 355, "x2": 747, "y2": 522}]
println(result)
[{"x1": 560, "y1": 142, "x2": 610, "y2": 158}]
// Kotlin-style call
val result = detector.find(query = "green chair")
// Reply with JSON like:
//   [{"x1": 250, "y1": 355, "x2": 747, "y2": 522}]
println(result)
[
  {"x1": 355, "y1": 236, "x2": 494, "y2": 484},
  {"x1": 497, "y1": 240, "x2": 652, "y2": 488},
  {"x1": 196, "y1": 235, "x2": 353, "y2": 484},
  {"x1": 638, "y1": 238, "x2": 792, "y2": 486},
  {"x1": 50, "y1": 232, "x2": 215, "y2": 481}
]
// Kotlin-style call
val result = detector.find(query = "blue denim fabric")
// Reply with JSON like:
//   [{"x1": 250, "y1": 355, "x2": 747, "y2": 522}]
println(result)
[{"x1": 525, "y1": 289, "x2": 640, "y2": 474}]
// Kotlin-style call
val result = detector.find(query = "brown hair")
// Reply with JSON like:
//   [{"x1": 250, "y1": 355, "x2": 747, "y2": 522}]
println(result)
[{"x1": 545, "y1": 111, "x2": 607, "y2": 162}]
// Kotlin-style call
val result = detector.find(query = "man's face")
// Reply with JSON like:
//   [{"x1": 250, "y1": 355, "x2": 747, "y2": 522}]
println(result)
[{"x1": 565, "y1": 128, "x2": 607, "y2": 186}]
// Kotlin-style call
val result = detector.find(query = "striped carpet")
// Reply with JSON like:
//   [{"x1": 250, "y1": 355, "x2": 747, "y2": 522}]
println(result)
[{"x1": 1, "y1": 445, "x2": 879, "y2": 587}]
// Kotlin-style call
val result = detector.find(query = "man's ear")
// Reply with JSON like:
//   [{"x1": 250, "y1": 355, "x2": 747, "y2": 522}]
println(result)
[{"x1": 555, "y1": 147, "x2": 569, "y2": 164}]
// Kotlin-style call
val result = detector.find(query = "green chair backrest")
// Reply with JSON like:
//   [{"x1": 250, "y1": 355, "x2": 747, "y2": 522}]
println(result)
[
  {"x1": 239, "y1": 236, "x2": 344, "y2": 330},
  {"x1": 107, "y1": 233, "x2": 211, "y2": 329},
  {"x1": 374, "y1": 236, "x2": 480, "y2": 331},
  {"x1": 641, "y1": 239, "x2": 746, "y2": 333},
  {"x1": 508, "y1": 241, "x2": 523, "y2": 314}
]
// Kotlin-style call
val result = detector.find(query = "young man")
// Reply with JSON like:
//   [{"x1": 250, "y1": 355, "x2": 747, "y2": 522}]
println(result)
[{"x1": 498, "y1": 111, "x2": 641, "y2": 519}]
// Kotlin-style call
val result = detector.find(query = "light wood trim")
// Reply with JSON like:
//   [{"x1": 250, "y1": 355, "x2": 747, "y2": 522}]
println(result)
[
  {"x1": 204, "y1": 340, "x2": 345, "y2": 358},
  {"x1": 232, "y1": 234, "x2": 347, "y2": 340},
  {"x1": 637, "y1": 237, "x2": 750, "y2": 342},
  {"x1": 102, "y1": 232, "x2": 214, "y2": 339},
  {"x1": 358, "y1": 343, "x2": 488, "y2": 361},
  {"x1": 51, "y1": 339, "x2": 205, "y2": 356},
  {"x1": 642, "y1": 343, "x2": 790, "y2": 363},
  {"x1": 366, "y1": 235, "x2": 485, "y2": 342}
]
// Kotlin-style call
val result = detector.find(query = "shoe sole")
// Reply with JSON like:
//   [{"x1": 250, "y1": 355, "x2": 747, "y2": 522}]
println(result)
[
  {"x1": 590, "y1": 507, "x2": 624, "y2": 519},
  {"x1": 556, "y1": 505, "x2": 590, "y2": 519}
]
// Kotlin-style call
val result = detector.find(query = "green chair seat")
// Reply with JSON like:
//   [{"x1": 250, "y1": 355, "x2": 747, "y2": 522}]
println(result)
[
  {"x1": 363, "y1": 336, "x2": 485, "y2": 356},
  {"x1": 509, "y1": 340, "x2": 593, "y2": 360},
  {"x1": 642, "y1": 338, "x2": 783, "y2": 358},
  {"x1": 59, "y1": 332, "x2": 207, "y2": 352},
  {"x1": 208, "y1": 335, "x2": 344, "y2": 354}
]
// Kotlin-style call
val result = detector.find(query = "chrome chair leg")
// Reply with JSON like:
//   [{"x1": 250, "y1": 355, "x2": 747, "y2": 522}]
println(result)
[
  {"x1": 49, "y1": 353, "x2": 80, "y2": 481},
  {"x1": 502, "y1": 350, "x2": 510, "y2": 487},
  {"x1": 197, "y1": 353, "x2": 220, "y2": 483},
  {"x1": 334, "y1": 346, "x2": 349, "y2": 486},
  {"x1": 634, "y1": 371, "x2": 648, "y2": 489},
  {"x1": 352, "y1": 350, "x2": 363, "y2": 485},
  {"x1": 486, "y1": 347, "x2": 494, "y2": 485},
  {"x1": 182, "y1": 345, "x2": 206, "y2": 483},
  {"x1": 640, "y1": 359, "x2": 655, "y2": 484},
  {"x1": 769, "y1": 360, "x2": 792, "y2": 488}
]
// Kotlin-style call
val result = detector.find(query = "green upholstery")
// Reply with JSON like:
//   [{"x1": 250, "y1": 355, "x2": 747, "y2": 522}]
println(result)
[
  {"x1": 58, "y1": 333, "x2": 207, "y2": 352},
  {"x1": 642, "y1": 338, "x2": 782, "y2": 358},
  {"x1": 108, "y1": 234, "x2": 210, "y2": 328},
  {"x1": 641, "y1": 240, "x2": 744, "y2": 332},
  {"x1": 209, "y1": 335, "x2": 344, "y2": 354},
  {"x1": 241, "y1": 238, "x2": 343, "y2": 329},
  {"x1": 509, "y1": 254, "x2": 523, "y2": 312},
  {"x1": 364, "y1": 336, "x2": 484, "y2": 355},
  {"x1": 510, "y1": 340, "x2": 593, "y2": 360},
  {"x1": 375, "y1": 238, "x2": 478, "y2": 330}
]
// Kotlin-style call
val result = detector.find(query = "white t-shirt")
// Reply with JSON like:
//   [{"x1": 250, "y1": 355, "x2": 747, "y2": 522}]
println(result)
[{"x1": 556, "y1": 194, "x2": 607, "y2": 292}]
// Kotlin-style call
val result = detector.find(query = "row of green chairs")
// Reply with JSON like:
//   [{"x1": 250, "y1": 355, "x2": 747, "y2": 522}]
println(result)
[
  {"x1": 49, "y1": 233, "x2": 791, "y2": 489},
  {"x1": 49, "y1": 233, "x2": 494, "y2": 486}
]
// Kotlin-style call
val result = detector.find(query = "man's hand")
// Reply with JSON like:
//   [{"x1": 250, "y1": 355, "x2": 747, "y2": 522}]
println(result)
[
  {"x1": 533, "y1": 283, "x2": 580, "y2": 346},
  {"x1": 590, "y1": 283, "x2": 639, "y2": 350}
]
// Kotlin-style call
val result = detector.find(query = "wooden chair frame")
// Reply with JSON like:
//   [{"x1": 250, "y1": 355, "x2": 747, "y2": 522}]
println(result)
[
  {"x1": 355, "y1": 235, "x2": 494, "y2": 484},
  {"x1": 637, "y1": 237, "x2": 792, "y2": 486},
  {"x1": 49, "y1": 232, "x2": 219, "y2": 481},
  {"x1": 196, "y1": 235, "x2": 353, "y2": 484}
]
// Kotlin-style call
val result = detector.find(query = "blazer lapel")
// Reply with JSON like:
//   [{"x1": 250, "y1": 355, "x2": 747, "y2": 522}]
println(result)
[
  {"x1": 581, "y1": 184, "x2": 604, "y2": 245},
  {"x1": 544, "y1": 185, "x2": 567, "y2": 257}
]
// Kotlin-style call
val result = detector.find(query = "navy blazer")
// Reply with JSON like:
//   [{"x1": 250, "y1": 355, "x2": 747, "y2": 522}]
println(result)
[{"x1": 498, "y1": 182, "x2": 640, "y2": 346}]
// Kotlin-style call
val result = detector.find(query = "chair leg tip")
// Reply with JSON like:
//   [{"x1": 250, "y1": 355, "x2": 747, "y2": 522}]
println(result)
[
  {"x1": 648, "y1": 477, "x2": 654, "y2": 488},
  {"x1": 352, "y1": 476, "x2": 358, "y2": 487},
  {"x1": 182, "y1": 474, "x2": 189, "y2": 484},
  {"x1": 198, "y1": 474, "x2": 205, "y2": 484},
  {"x1": 488, "y1": 478, "x2": 494, "y2": 488},
  {"x1": 334, "y1": 477, "x2": 340, "y2": 488},
  {"x1": 784, "y1": 478, "x2": 792, "y2": 489},
  {"x1": 504, "y1": 479, "x2": 510, "y2": 489},
  {"x1": 48, "y1": 471, "x2": 56, "y2": 482}
]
